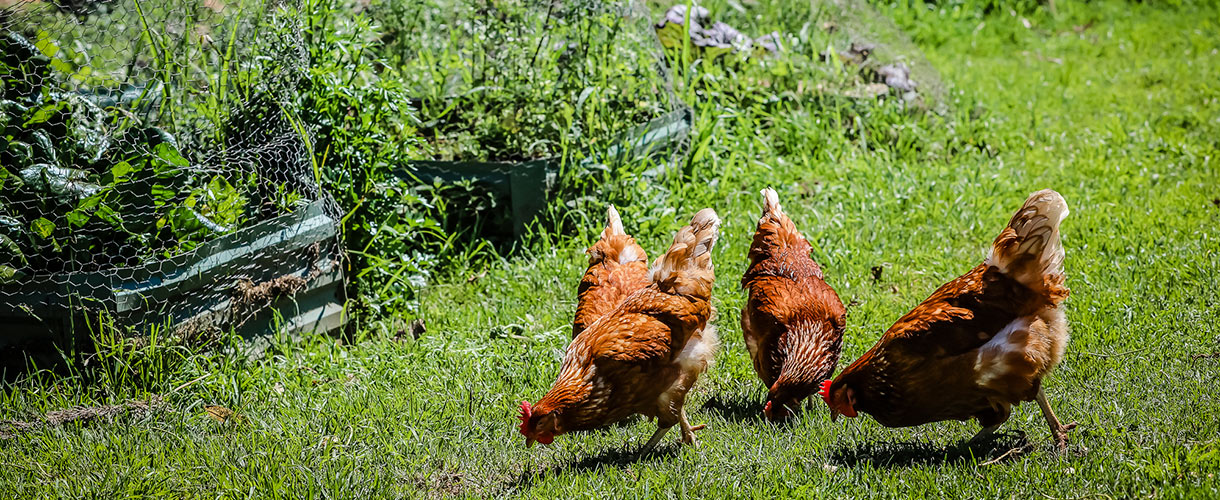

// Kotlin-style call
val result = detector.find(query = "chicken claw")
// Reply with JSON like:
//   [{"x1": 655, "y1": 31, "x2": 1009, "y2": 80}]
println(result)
[
  {"x1": 1035, "y1": 387, "x2": 1076, "y2": 451},
  {"x1": 678, "y1": 409, "x2": 706, "y2": 446}
]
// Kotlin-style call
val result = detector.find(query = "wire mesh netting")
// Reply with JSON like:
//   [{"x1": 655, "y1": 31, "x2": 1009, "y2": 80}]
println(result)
[
  {"x1": 381, "y1": 0, "x2": 690, "y2": 164},
  {"x1": 0, "y1": 0, "x2": 343, "y2": 359},
  {"x1": 372, "y1": 0, "x2": 694, "y2": 245},
  {"x1": 0, "y1": 0, "x2": 949, "y2": 365}
]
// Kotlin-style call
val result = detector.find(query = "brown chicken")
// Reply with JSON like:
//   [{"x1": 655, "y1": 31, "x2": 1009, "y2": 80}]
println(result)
[
  {"x1": 822, "y1": 189, "x2": 1076, "y2": 449},
  {"x1": 572, "y1": 205, "x2": 650, "y2": 338},
  {"x1": 519, "y1": 208, "x2": 721, "y2": 452},
  {"x1": 741, "y1": 188, "x2": 846, "y2": 421}
]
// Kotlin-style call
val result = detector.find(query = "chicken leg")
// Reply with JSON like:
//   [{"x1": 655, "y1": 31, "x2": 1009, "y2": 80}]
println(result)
[
  {"x1": 969, "y1": 424, "x2": 1003, "y2": 445},
  {"x1": 639, "y1": 425, "x2": 672, "y2": 455},
  {"x1": 1035, "y1": 387, "x2": 1077, "y2": 451}
]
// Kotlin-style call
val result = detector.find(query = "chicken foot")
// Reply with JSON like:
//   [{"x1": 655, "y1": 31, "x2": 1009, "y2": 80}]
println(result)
[
  {"x1": 678, "y1": 408, "x2": 706, "y2": 446},
  {"x1": 1035, "y1": 387, "x2": 1077, "y2": 451},
  {"x1": 639, "y1": 408, "x2": 706, "y2": 455}
]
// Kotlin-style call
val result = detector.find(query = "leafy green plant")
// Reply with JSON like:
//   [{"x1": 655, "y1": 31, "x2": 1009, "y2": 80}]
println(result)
[
  {"x1": 375, "y1": 0, "x2": 681, "y2": 162},
  {"x1": 0, "y1": 32, "x2": 252, "y2": 275},
  {"x1": 290, "y1": 0, "x2": 460, "y2": 321}
]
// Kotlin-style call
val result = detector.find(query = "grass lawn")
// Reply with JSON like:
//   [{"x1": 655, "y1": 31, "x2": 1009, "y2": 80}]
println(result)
[{"x1": 2, "y1": 0, "x2": 1219, "y2": 497}]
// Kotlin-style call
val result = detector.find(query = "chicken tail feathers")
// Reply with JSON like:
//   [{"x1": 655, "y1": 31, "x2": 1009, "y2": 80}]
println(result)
[
  {"x1": 587, "y1": 205, "x2": 647, "y2": 266},
  {"x1": 650, "y1": 208, "x2": 720, "y2": 299},
  {"x1": 986, "y1": 189, "x2": 1069, "y2": 299}
]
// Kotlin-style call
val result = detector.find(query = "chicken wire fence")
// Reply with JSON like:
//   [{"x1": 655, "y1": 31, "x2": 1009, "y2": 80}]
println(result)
[
  {"x1": 0, "y1": 0, "x2": 945, "y2": 364},
  {"x1": 0, "y1": 0, "x2": 342, "y2": 361},
  {"x1": 387, "y1": 0, "x2": 691, "y2": 164}
]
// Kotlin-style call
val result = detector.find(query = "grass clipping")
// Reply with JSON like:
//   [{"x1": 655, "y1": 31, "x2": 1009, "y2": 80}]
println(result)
[{"x1": 0, "y1": 395, "x2": 166, "y2": 440}]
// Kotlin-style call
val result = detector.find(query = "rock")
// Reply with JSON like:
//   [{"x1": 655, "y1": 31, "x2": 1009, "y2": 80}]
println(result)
[{"x1": 878, "y1": 62, "x2": 917, "y2": 92}]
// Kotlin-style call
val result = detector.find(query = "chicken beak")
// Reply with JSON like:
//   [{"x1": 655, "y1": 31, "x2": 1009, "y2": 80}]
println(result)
[
  {"x1": 830, "y1": 410, "x2": 840, "y2": 423},
  {"x1": 525, "y1": 436, "x2": 536, "y2": 448}
]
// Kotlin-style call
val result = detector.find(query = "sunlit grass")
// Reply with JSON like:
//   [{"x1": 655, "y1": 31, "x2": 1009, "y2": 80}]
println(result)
[{"x1": 1, "y1": 0, "x2": 1218, "y2": 497}]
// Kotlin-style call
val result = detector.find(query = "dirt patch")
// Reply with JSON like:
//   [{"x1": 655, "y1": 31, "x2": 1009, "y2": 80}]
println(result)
[
  {"x1": 0, "y1": 395, "x2": 165, "y2": 439},
  {"x1": 412, "y1": 471, "x2": 465, "y2": 497}
]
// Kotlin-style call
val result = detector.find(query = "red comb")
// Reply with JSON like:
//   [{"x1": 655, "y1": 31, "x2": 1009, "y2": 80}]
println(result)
[
  {"x1": 518, "y1": 401, "x2": 533, "y2": 435},
  {"x1": 819, "y1": 380, "x2": 833, "y2": 404}
]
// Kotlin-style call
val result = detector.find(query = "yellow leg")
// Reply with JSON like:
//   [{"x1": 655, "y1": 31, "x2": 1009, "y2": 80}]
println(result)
[
  {"x1": 639, "y1": 425, "x2": 672, "y2": 455},
  {"x1": 1035, "y1": 386, "x2": 1077, "y2": 451}
]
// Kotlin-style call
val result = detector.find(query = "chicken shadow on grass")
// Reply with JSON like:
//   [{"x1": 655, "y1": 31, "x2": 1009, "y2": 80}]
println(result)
[
  {"x1": 827, "y1": 431, "x2": 1033, "y2": 468},
  {"x1": 510, "y1": 444, "x2": 681, "y2": 489},
  {"x1": 699, "y1": 395, "x2": 763, "y2": 423},
  {"x1": 700, "y1": 395, "x2": 830, "y2": 427}
]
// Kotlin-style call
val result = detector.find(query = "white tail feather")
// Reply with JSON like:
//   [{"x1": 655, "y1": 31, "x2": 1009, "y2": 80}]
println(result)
[
  {"x1": 985, "y1": 189, "x2": 1069, "y2": 288},
  {"x1": 761, "y1": 187, "x2": 782, "y2": 217},
  {"x1": 604, "y1": 205, "x2": 625, "y2": 237}
]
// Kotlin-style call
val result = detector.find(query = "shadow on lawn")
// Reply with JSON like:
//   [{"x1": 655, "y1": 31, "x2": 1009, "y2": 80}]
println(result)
[
  {"x1": 699, "y1": 394, "x2": 762, "y2": 423},
  {"x1": 828, "y1": 431, "x2": 1032, "y2": 468},
  {"x1": 510, "y1": 445, "x2": 681, "y2": 489}
]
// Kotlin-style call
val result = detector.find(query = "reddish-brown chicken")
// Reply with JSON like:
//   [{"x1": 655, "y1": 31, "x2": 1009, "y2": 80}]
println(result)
[
  {"x1": 519, "y1": 209, "x2": 721, "y2": 452},
  {"x1": 822, "y1": 189, "x2": 1076, "y2": 449},
  {"x1": 572, "y1": 205, "x2": 650, "y2": 338},
  {"x1": 742, "y1": 188, "x2": 846, "y2": 421}
]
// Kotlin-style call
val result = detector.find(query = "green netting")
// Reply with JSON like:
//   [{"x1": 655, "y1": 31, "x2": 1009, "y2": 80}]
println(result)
[
  {"x1": 377, "y1": 0, "x2": 689, "y2": 163},
  {"x1": 0, "y1": 0, "x2": 341, "y2": 353}
]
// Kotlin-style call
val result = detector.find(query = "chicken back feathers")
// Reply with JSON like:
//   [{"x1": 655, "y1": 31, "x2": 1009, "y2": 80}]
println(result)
[
  {"x1": 573, "y1": 205, "x2": 651, "y2": 338},
  {"x1": 826, "y1": 189, "x2": 1070, "y2": 430},
  {"x1": 520, "y1": 209, "x2": 720, "y2": 446},
  {"x1": 741, "y1": 188, "x2": 846, "y2": 419}
]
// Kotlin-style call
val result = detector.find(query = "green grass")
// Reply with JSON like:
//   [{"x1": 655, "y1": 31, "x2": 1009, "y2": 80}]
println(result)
[{"x1": 3, "y1": 0, "x2": 1220, "y2": 497}]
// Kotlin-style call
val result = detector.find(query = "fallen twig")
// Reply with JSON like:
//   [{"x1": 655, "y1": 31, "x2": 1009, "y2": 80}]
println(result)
[
  {"x1": 169, "y1": 373, "x2": 210, "y2": 395},
  {"x1": 981, "y1": 443, "x2": 1034, "y2": 466},
  {"x1": 1077, "y1": 347, "x2": 1153, "y2": 358}
]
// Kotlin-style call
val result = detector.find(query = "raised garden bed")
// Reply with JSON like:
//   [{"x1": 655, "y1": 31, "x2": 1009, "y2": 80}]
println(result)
[
  {"x1": 400, "y1": 107, "x2": 692, "y2": 237},
  {"x1": 0, "y1": 199, "x2": 345, "y2": 370}
]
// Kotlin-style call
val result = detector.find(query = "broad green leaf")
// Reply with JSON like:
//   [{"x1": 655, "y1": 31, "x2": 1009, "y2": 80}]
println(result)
[
  {"x1": 7, "y1": 141, "x2": 32, "y2": 166},
  {"x1": 0, "y1": 234, "x2": 25, "y2": 264},
  {"x1": 110, "y1": 161, "x2": 134, "y2": 181},
  {"x1": 23, "y1": 101, "x2": 66, "y2": 127},
  {"x1": 151, "y1": 184, "x2": 175, "y2": 205},
  {"x1": 65, "y1": 209, "x2": 90, "y2": 228},
  {"x1": 30, "y1": 217, "x2": 54, "y2": 239},
  {"x1": 154, "y1": 142, "x2": 189, "y2": 167},
  {"x1": 0, "y1": 264, "x2": 20, "y2": 284},
  {"x1": 95, "y1": 204, "x2": 121, "y2": 226},
  {"x1": 33, "y1": 30, "x2": 77, "y2": 76}
]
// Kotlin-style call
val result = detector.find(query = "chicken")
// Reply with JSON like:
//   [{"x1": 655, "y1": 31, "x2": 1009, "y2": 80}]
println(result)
[
  {"x1": 741, "y1": 188, "x2": 846, "y2": 421},
  {"x1": 519, "y1": 209, "x2": 721, "y2": 452},
  {"x1": 822, "y1": 189, "x2": 1076, "y2": 449},
  {"x1": 572, "y1": 205, "x2": 650, "y2": 338}
]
